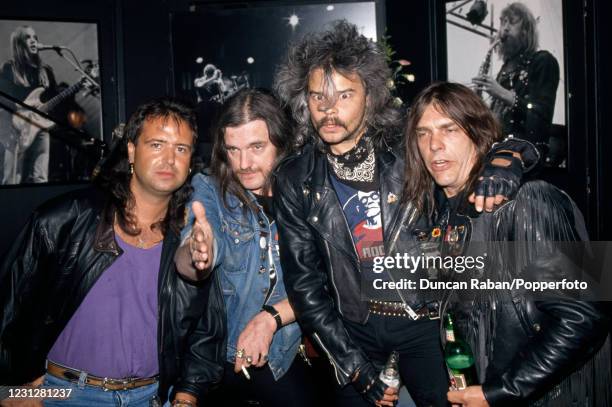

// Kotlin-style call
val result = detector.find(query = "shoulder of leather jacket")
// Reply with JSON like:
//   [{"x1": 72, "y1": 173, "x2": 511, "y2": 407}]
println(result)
[{"x1": 275, "y1": 144, "x2": 316, "y2": 183}]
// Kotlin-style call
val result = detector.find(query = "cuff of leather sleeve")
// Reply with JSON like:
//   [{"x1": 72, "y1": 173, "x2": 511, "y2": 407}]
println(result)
[
  {"x1": 491, "y1": 137, "x2": 540, "y2": 172},
  {"x1": 482, "y1": 379, "x2": 512, "y2": 406}
]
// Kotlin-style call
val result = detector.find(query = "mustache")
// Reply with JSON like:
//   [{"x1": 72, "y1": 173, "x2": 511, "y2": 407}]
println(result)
[
  {"x1": 237, "y1": 169, "x2": 257, "y2": 175},
  {"x1": 316, "y1": 117, "x2": 347, "y2": 131}
]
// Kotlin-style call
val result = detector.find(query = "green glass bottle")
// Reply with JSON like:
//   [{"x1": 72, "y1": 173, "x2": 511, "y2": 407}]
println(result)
[{"x1": 444, "y1": 313, "x2": 478, "y2": 390}]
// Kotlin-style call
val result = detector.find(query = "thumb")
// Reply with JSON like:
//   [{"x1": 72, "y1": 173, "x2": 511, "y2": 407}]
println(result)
[
  {"x1": 192, "y1": 201, "x2": 209, "y2": 227},
  {"x1": 447, "y1": 390, "x2": 464, "y2": 404}
]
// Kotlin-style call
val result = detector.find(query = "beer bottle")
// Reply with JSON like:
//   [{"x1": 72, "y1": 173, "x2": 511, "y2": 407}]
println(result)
[
  {"x1": 444, "y1": 313, "x2": 477, "y2": 389},
  {"x1": 379, "y1": 351, "x2": 400, "y2": 389}
]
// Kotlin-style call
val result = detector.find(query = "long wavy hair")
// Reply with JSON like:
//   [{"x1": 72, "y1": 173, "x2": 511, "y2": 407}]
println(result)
[
  {"x1": 95, "y1": 97, "x2": 198, "y2": 236},
  {"x1": 498, "y1": 2, "x2": 539, "y2": 61},
  {"x1": 403, "y1": 82, "x2": 501, "y2": 217},
  {"x1": 274, "y1": 20, "x2": 402, "y2": 151},
  {"x1": 10, "y1": 25, "x2": 49, "y2": 87},
  {"x1": 210, "y1": 88, "x2": 293, "y2": 212}
]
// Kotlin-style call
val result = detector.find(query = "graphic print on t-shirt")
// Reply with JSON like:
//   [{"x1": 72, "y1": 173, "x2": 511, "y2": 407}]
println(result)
[{"x1": 331, "y1": 177, "x2": 385, "y2": 264}]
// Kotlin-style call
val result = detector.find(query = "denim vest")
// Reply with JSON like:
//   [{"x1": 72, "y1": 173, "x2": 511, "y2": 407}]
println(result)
[{"x1": 182, "y1": 174, "x2": 301, "y2": 380}]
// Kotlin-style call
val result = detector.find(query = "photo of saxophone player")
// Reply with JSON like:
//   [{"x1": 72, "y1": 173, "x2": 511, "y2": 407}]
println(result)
[{"x1": 472, "y1": 2, "x2": 560, "y2": 145}]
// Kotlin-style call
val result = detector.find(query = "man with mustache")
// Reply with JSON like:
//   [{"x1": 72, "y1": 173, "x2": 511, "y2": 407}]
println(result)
[
  {"x1": 472, "y1": 2, "x2": 560, "y2": 146},
  {"x1": 273, "y1": 21, "x2": 539, "y2": 406},
  {"x1": 175, "y1": 89, "x2": 311, "y2": 407}
]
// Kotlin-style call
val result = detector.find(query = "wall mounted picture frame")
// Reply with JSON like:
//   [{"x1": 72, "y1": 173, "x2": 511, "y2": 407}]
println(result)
[
  {"x1": 0, "y1": 18, "x2": 103, "y2": 186},
  {"x1": 170, "y1": 1, "x2": 384, "y2": 149},
  {"x1": 443, "y1": 0, "x2": 567, "y2": 168}
]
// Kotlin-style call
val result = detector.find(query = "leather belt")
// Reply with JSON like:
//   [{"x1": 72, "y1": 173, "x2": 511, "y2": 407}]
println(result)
[
  {"x1": 47, "y1": 361, "x2": 158, "y2": 391},
  {"x1": 368, "y1": 300, "x2": 440, "y2": 320}
]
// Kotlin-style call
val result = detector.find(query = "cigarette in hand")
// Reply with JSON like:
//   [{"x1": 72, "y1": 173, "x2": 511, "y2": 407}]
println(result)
[{"x1": 241, "y1": 365, "x2": 251, "y2": 380}]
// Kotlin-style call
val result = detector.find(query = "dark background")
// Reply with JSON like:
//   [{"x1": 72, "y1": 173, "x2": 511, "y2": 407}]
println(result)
[{"x1": 0, "y1": 0, "x2": 611, "y2": 257}]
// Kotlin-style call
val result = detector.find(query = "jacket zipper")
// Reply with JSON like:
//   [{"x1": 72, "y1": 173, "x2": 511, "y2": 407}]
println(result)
[
  {"x1": 324, "y1": 240, "x2": 344, "y2": 315},
  {"x1": 312, "y1": 332, "x2": 350, "y2": 384},
  {"x1": 386, "y1": 203, "x2": 420, "y2": 319}
]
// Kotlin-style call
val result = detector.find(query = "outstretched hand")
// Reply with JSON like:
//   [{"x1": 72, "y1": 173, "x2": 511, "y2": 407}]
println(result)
[{"x1": 190, "y1": 201, "x2": 215, "y2": 271}]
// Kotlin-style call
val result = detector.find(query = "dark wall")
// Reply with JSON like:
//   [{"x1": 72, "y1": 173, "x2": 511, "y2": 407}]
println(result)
[{"x1": 1, "y1": 0, "x2": 610, "y2": 258}]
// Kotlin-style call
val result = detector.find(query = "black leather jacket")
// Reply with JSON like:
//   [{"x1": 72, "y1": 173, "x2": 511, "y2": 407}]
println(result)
[
  {"x1": 0, "y1": 188, "x2": 225, "y2": 402},
  {"x1": 274, "y1": 142, "x2": 428, "y2": 386},
  {"x1": 435, "y1": 181, "x2": 610, "y2": 406}
]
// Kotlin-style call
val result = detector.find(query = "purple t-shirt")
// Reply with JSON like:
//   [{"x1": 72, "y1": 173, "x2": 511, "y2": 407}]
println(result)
[{"x1": 47, "y1": 235, "x2": 161, "y2": 378}]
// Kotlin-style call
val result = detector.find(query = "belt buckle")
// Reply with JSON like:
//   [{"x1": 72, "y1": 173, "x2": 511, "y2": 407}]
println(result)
[{"x1": 102, "y1": 377, "x2": 132, "y2": 391}]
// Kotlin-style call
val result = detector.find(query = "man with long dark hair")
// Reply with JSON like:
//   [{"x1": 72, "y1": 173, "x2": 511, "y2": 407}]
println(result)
[
  {"x1": 175, "y1": 89, "x2": 312, "y2": 406},
  {"x1": 472, "y1": 2, "x2": 560, "y2": 145},
  {"x1": 404, "y1": 82, "x2": 610, "y2": 406},
  {"x1": 0, "y1": 98, "x2": 224, "y2": 406},
  {"x1": 272, "y1": 20, "x2": 539, "y2": 407},
  {"x1": 0, "y1": 25, "x2": 57, "y2": 184}
]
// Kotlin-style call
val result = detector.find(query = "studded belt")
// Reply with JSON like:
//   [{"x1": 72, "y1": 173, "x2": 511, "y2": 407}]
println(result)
[
  {"x1": 368, "y1": 300, "x2": 440, "y2": 320},
  {"x1": 47, "y1": 360, "x2": 158, "y2": 391}
]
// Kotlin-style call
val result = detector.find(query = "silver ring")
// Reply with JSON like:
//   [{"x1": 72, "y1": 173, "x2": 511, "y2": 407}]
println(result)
[
  {"x1": 236, "y1": 349, "x2": 245, "y2": 359},
  {"x1": 245, "y1": 355, "x2": 253, "y2": 364}
]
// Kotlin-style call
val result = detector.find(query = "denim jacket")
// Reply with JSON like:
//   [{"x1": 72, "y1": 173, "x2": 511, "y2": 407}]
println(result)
[{"x1": 182, "y1": 173, "x2": 301, "y2": 380}]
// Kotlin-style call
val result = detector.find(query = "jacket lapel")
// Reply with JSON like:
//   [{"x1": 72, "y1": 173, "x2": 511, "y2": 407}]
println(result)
[
  {"x1": 305, "y1": 151, "x2": 359, "y2": 263},
  {"x1": 378, "y1": 149, "x2": 404, "y2": 243}
]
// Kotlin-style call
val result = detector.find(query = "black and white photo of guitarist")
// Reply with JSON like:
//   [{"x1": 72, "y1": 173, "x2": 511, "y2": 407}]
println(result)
[{"x1": 0, "y1": 25, "x2": 58, "y2": 184}]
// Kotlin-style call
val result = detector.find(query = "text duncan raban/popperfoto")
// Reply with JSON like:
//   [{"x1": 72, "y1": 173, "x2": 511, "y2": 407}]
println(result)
[{"x1": 371, "y1": 254, "x2": 589, "y2": 292}]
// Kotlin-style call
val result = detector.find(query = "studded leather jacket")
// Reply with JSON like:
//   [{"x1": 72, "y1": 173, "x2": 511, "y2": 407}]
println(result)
[
  {"x1": 274, "y1": 142, "x2": 430, "y2": 385},
  {"x1": 0, "y1": 188, "x2": 225, "y2": 402}
]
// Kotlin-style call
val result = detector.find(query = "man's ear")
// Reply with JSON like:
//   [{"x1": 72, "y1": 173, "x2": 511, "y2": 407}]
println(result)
[{"x1": 127, "y1": 141, "x2": 135, "y2": 164}]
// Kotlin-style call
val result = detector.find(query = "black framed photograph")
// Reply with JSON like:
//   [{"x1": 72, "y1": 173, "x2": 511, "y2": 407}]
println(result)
[
  {"x1": 171, "y1": 1, "x2": 383, "y2": 149},
  {"x1": 0, "y1": 18, "x2": 102, "y2": 186},
  {"x1": 444, "y1": 0, "x2": 567, "y2": 167}
]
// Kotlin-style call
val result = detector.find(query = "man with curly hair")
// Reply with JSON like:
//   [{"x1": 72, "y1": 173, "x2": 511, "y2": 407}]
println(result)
[{"x1": 273, "y1": 20, "x2": 539, "y2": 406}]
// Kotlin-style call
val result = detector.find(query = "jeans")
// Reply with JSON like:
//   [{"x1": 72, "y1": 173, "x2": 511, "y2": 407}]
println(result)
[
  {"x1": 335, "y1": 315, "x2": 449, "y2": 407},
  {"x1": 22, "y1": 131, "x2": 49, "y2": 183},
  {"x1": 42, "y1": 374, "x2": 165, "y2": 407},
  {"x1": 204, "y1": 358, "x2": 315, "y2": 407}
]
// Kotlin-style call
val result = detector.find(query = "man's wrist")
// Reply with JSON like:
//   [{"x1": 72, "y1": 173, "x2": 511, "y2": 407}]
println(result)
[{"x1": 261, "y1": 304, "x2": 282, "y2": 331}]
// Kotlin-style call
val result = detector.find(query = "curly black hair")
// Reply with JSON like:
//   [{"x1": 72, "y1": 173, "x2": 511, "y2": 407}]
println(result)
[{"x1": 274, "y1": 20, "x2": 402, "y2": 151}]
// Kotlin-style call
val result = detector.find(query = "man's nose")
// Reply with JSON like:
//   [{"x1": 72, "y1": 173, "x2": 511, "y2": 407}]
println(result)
[
  {"x1": 165, "y1": 147, "x2": 176, "y2": 165},
  {"x1": 317, "y1": 98, "x2": 338, "y2": 114},
  {"x1": 430, "y1": 131, "x2": 444, "y2": 151},
  {"x1": 240, "y1": 150, "x2": 252, "y2": 170}
]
